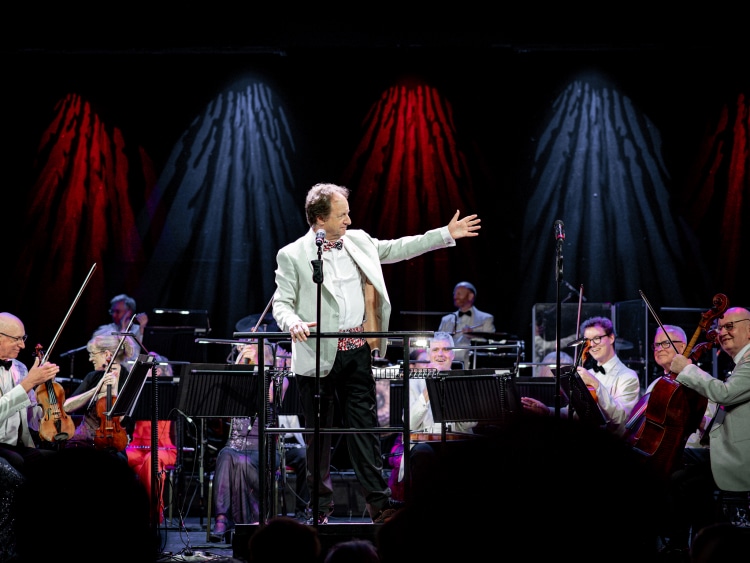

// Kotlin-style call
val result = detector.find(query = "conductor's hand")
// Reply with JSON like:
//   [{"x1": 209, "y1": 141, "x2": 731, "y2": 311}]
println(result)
[
  {"x1": 448, "y1": 210, "x2": 481, "y2": 240},
  {"x1": 21, "y1": 357, "x2": 60, "y2": 392},
  {"x1": 290, "y1": 321, "x2": 317, "y2": 343}
]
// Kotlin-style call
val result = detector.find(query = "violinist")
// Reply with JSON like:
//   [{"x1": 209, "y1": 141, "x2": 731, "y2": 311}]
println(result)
[
  {"x1": 0, "y1": 312, "x2": 60, "y2": 473},
  {"x1": 660, "y1": 307, "x2": 750, "y2": 554},
  {"x1": 62, "y1": 331, "x2": 135, "y2": 460},
  {"x1": 522, "y1": 316, "x2": 641, "y2": 436}
]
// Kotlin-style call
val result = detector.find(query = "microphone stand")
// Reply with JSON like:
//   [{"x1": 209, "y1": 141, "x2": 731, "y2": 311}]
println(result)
[
  {"x1": 554, "y1": 228, "x2": 564, "y2": 419},
  {"x1": 311, "y1": 237, "x2": 324, "y2": 526}
]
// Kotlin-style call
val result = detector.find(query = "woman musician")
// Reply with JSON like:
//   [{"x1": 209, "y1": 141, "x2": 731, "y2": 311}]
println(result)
[{"x1": 63, "y1": 331, "x2": 135, "y2": 460}]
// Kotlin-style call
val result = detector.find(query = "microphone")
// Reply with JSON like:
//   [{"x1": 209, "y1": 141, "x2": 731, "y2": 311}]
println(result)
[
  {"x1": 315, "y1": 229, "x2": 326, "y2": 247},
  {"x1": 175, "y1": 409, "x2": 194, "y2": 425},
  {"x1": 554, "y1": 220, "x2": 565, "y2": 244},
  {"x1": 568, "y1": 337, "x2": 589, "y2": 348}
]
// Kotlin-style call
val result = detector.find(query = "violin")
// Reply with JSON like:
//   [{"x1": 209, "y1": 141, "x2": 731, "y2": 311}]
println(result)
[
  {"x1": 580, "y1": 340, "x2": 598, "y2": 402},
  {"x1": 629, "y1": 292, "x2": 726, "y2": 477},
  {"x1": 34, "y1": 343, "x2": 76, "y2": 442},
  {"x1": 93, "y1": 365, "x2": 129, "y2": 452}
]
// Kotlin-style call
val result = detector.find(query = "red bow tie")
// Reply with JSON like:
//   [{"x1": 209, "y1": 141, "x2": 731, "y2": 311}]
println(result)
[{"x1": 323, "y1": 239, "x2": 343, "y2": 251}]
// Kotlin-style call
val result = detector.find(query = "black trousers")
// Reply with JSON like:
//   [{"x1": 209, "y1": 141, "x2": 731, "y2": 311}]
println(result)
[
  {"x1": 0, "y1": 442, "x2": 56, "y2": 474},
  {"x1": 297, "y1": 344, "x2": 391, "y2": 516}
]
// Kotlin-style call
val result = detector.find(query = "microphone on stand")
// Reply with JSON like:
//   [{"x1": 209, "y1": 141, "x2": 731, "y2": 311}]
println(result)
[
  {"x1": 568, "y1": 337, "x2": 589, "y2": 348},
  {"x1": 554, "y1": 220, "x2": 565, "y2": 246},
  {"x1": 175, "y1": 409, "x2": 194, "y2": 425},
  {"x1": 315, "y1": 229, "x2": 326, "y2": 247}
]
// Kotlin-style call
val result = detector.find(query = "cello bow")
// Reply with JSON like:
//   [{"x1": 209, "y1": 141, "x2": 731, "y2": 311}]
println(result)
[{"x1": 631, "y1": 291, "x2": 725, "y2": 477}]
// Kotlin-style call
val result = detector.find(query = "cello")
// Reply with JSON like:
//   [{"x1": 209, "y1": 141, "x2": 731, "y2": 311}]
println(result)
[
  {"x1": 629, "y1": 292, "x2": 727, "y2": 478},
  {"x1": 35, "y1": 263, "x2": 97, "y2": 443}
]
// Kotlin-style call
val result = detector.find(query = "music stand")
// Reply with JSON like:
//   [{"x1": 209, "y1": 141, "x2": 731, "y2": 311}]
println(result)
[
  {"x1": 175, "y1": 363, "x2": 262, "y2": 529},
  {"x1": 557, "y1": 368, "x2": 607, "y2": 427},
  {"x1": 109, "y1": 354, "x2": 163, "y2": 542},
  {"x1": 425, "y1": 369, "x2": 521, "y2": 437},
  {"x1": 110, "y1": 354, "x2": 156, "y2": 418},
  {"x1": 176, "y1": 365, "x2": 259, "y2": 418}
]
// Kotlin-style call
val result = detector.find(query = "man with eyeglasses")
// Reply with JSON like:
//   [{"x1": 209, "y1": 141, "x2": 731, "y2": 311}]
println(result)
[
  {"x1": 646, "y1": 324, "x2": 717, "y2": 450},
  {"x1": 94, "y1": 294, "x2": 148, "y2": 363},
  {"x1": 522, "y1": 315, "x2": 641, "y2": 436},
  {"x1": 657, "y1": 307, "x2": 750, "y2": 555},
  {"x1": 0, "y1": 312, "x2": 61, "y2": 473}
]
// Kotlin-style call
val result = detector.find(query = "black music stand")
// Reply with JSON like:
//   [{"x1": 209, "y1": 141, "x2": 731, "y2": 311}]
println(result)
[
  {"x1": 175, "y1": 364, "x2": 262, "y2": 528},
  {"x1": 425, "y1": 369, "x2": 521, "y2": 437},
  {"x1": 110, "y1": 354, "x2": 157, "y2": 418},
  {"x1": 557, "y1": 368, "x2": 607, "y2": 427},
  {"x1": 109, "y1": 354, "x2": 162, "y2": 544}
]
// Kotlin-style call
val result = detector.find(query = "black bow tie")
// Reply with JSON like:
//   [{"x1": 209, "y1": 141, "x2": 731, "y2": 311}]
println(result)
[
  {"x1": 592, "y1": 364, "x2": 606, "y2": 375},
  {"x1": 458, "y1": 310, "x2": 472, "y2": 317},
  {"x1": 0, "y1": 359, "x2": 13, "y2": 370}
]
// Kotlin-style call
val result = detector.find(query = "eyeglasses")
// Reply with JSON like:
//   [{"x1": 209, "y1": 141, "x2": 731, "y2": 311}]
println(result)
[
  {"x1": 88, "y1": 350, "x2": 104, "y2": 358},
  {"x1": 0, "y1": 332, "x2": 28, "y2": 343},
  {"x1": 653, "y1": 340, "x2": 684, "y2": 351},
  {"x1": 588, "y1": 334, "x2": 611, "y2": 346},
  {"x1": 716, "y1": 319, "x2": 750, "y2": 332}
]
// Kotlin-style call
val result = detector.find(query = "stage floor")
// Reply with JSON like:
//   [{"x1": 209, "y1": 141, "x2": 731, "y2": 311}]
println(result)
[{"x1": 156, "y1": 514, "x2": 377, "y2": 562}]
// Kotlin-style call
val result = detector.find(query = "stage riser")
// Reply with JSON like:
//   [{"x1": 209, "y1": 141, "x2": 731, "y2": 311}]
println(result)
[{"x1": 233, "y1": 523, "x2": 378, "y2": 560}]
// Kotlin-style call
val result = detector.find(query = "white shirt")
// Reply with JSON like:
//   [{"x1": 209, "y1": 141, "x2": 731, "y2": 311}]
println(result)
[
  {"x1": 322, "y1": 240, "x2": 365, "y2": 330},
  {"x1": 0, "y1": 362, "x2": 32, "y2": 446}
]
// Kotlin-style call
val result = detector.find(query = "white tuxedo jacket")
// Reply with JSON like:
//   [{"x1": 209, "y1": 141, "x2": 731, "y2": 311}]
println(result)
[{"x1": 273, "y1": 227, "x2": 455, "y2": 377}]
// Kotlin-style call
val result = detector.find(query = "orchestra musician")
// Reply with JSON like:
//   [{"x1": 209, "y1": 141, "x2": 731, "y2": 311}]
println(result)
[
  {"x1": 437, "y1": 281, "x2": 495, "y2": 367},
  {"x1": 211, "y1": 341, "x2": 309, "y2": 538},
  {"x1": 0, "y1": 312, "x2": 60, "y2": 473},
  {"x1": 63, "y1": 331, "x2": 135, "y2": 460},
  {"x1": 660, "y1": 307, "x2": 750, "y2": 554},
  {"x1": 388, "y1": 332, "x2": 477, "y2": 500},
  {"x1": 522, "y1": 316, "x2": 641, "y2": 436},
  {"x1": 125, "y1": 352, "x2": 178, "y2": 525}
]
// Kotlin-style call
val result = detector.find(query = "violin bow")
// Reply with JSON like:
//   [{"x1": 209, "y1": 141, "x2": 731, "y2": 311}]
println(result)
[
  {"x1": 86, "y1": 315, "x2": 138, "y2": 411},
  {"x1": 40, "y1": 263, "x2": 97, "y2": 364}
]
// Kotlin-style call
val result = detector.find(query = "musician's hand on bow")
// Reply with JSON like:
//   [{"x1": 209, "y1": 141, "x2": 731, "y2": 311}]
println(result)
[
  {"x1": 447, "y1": 210, "x2": 481, "y2": 240},
  {"x1": 670, "y1": 355, "x2": 692, "y2": 374}
]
